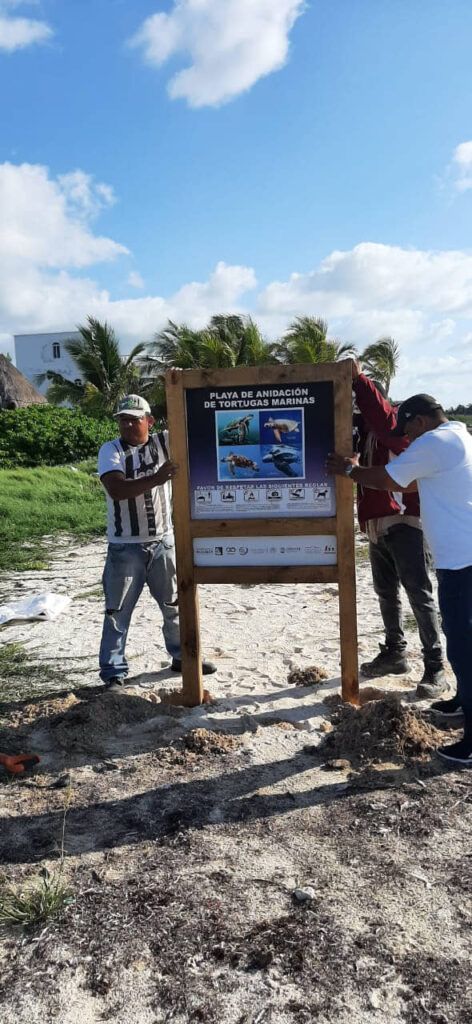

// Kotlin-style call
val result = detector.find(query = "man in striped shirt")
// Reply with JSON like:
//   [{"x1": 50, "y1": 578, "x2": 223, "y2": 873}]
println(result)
[{"x1": 98, "y1": 394, "x2": 216, "y2": 688}]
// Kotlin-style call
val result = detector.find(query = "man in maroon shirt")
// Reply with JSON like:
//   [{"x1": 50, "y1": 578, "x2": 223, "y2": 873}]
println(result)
[{"x1": 352, "y1": 361, "x2": 446, "y2": 698}]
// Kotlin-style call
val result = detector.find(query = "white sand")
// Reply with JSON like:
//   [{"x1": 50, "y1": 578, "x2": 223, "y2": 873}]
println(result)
[
  {"x1": 1, "y1": 538, "x2": 465, "y2": 1024},
  {"x1": 0, "y1": 535, "x2": 449, "y2": 724}
]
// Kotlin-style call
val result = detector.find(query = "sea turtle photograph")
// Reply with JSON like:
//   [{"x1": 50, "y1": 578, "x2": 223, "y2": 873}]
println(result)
[
  {"x1": 259, "y1": 409, "x2": 303, "y2": 445},
  {"x1": 217, "y1": 411, "x2": 259, "y2": 446},
  {"x1": 261, "y1": 444, "x2": 303, "y2": 478},
  {"x1": 219, "y1": 450, "x2": 261, "y2": 479}
]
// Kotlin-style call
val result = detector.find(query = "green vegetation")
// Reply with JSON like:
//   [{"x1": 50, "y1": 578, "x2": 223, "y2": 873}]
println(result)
[
  {"x1": 0, "y1": 642, "x2": 64, "y2": 700},
  {"x1": 0, "y1": 405, "x2": 116, "y2": 469},
  {"x1": 446, "y1": 405, "x2": 472, "y2": 428},
  {"x1": 276, "y1": 316, "x2": 357, "y2": 364},
  {"x1": 356, "y1": 543, "x2": 370, "y2": 563},
  {"x1": 36, "y1": 317, "x2": 148, "y2": 417},
  {"x1": 449, "y1": 413, "x2": 472, "y2": 428},
  {"x1": 0, "y1": 868, "x2": 73, "y2": 929},
  {"x1": 0, "y1": 461, "x2": 105, "y2": 571},
  {"x1": 73, "y1": 587, "x2": 103, "y2": 601},
  {"x1": 359, "y1": 338, "x2": 400, "y2": 394},
  {"x1": 0, "y1": 642, "x2": 29, "y2": 675},
  {"x1": 33, "y1": 313, "x2": 402, "y2": 423}
]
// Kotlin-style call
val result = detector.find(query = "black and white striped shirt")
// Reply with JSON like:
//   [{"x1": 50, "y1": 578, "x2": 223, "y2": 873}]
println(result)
[{"x1": 98, "y1": 432, "x2": 173, "y2": 543}]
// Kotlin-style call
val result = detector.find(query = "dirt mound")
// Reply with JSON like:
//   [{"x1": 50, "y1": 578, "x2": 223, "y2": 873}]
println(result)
[
  {"x1": 158, "y1": 687, "x2": 214, "y2": 707},
  {"x1": 358, "y1": 685, "x2": 391, "y2": 705},
  {"x1": 49, "y1": 692, "x2": 161, "y2": 753},
  {"x1": 324, "y1": 694, "x2": 444, "y2": 765},
  {"x1": 322, "y1": 685, "x2": 396, "y2": 709},
  {"x1": 183, "y1": 728, "x2": 239, "y2": 755},
  {"x1": 288, "y1": 665, "x2": 329, "y2": 686}
]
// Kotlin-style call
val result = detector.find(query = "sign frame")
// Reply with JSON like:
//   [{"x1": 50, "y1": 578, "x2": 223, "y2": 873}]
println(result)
[{"x1": 166, "y1": 361, "x2": 358, "y2": 707}]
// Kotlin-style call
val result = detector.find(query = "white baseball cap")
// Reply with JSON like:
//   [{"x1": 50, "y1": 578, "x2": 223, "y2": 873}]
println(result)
[{"x1": 115, "y1": 394, "x2": 151, "y2": 419}]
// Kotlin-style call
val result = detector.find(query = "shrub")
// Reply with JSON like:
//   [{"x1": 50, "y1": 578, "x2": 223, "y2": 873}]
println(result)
[
  {"x1": 0, "y1": 405, "x2": 117, "y2": 468},
  {"x1": 0, "y1": 868, "x2": 74, "y2": 929}
]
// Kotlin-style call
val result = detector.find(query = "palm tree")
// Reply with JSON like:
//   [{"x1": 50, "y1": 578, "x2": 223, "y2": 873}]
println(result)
[
  {"x1": 36, "y1": 318, "x2": 147, "y2": 418},
  {"x1": 207, "y1": 315, "x2": 279, "y2": 366},
  {"x1": 277, "y1": 316, "x2": 357, "y2": 364},
  {"x1": 360, "y1": 337, "x2": 400, "y2": 393},
  {"x1": 137, "y1": 314, "x2": 280, "y2": 418},
  {"x1": 144, "y1": 314, "x2": 279, "y2": 373}
]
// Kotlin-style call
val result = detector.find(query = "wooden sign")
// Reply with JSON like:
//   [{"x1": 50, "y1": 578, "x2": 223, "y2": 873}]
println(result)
[{"x1": 166, "y1": 362, "x2": 358, "y2": 707}]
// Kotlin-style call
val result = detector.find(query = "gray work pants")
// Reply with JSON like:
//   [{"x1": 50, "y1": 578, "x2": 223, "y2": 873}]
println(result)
[{"x1": 369, "y1": 523, "x2": 444, "y2": 671}]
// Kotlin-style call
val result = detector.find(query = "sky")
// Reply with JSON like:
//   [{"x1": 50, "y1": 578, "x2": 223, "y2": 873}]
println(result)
[{"x1": 1, "y1": 0, "x2": 472, "y2": 405}]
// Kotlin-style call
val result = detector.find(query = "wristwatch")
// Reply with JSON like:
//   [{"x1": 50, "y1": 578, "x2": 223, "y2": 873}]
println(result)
[{"x1": 344, "y1": 463, "x2": 355, "y2": 477}]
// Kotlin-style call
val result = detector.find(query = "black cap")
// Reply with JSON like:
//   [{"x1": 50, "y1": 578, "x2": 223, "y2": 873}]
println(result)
[{"x1": 391, "y1": 394, "x2": 443, "y2": 436}]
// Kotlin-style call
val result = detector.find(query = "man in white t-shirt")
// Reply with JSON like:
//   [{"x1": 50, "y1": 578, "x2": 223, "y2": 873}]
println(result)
[
  {"x1": 98, "y1": 394, "x2": 216, "y2": 688},
  {"x1": 327, "y1": 393, "x2": 472, "y2": 766}
]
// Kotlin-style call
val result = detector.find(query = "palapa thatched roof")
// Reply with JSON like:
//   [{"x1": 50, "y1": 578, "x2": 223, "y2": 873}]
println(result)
[{"x1": 0, "y1": 354, "x2": 47, "y2": 409}]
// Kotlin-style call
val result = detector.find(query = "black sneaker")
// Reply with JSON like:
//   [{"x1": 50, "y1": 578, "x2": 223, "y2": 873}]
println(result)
[
  {"x1": 171, "y1": 658, "x2": 217, "y2": 676},
  {"x1": 416, "y1": 669, "x2": 449, "y2": 700},
  {"x1": 430, "y1": 694, "x2": 464, "y2": 721},
  {"x1": 437, "y1": 738, "x2": 472, "y2": 766},
  {"x1": 360, "y1": 646, "x2": 410, "y2": 679}
]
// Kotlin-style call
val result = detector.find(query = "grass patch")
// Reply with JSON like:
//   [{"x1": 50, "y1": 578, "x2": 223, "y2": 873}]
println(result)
[
  {"x1": 356, "y1": 544, "x2": 370, "y2": 563},
  {"x1": 403, "y1": 613, "x2": 417, "y2": 632},
  {"x1": 73, "y1": 586, "x2": 103, "y2": 601},
  {"x1": 0, "y1": 642, "x2": 65, "y2": 703},
  {"x1": 0, "y1": 462, "x2": 106, "y2": 572},
  {"x1": 0, "y1": 868, "x2": 74, "y2": 929},
  {"x1": 0, "y1": 642, "x2": 28, "y2": 674}
]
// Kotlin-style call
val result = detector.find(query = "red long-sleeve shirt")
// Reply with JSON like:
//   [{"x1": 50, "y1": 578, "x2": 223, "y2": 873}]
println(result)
[{"x1": 352, "y1": 373, "x2": 420, "y2": 530}]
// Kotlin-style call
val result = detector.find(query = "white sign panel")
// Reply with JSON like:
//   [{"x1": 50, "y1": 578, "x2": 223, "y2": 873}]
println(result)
[{"x1": 193, "y1": 535, "x2": 337, "y2": 567}]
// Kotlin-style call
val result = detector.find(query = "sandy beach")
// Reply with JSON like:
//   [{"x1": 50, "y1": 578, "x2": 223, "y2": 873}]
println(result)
[{"x1": 0, "y1": 537, "x2": 470, "y2": 1024}]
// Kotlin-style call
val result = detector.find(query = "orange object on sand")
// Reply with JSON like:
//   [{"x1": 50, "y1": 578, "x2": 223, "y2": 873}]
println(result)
[{"x1": 0, "y1": 753, "x2": 40, "y2": 775}]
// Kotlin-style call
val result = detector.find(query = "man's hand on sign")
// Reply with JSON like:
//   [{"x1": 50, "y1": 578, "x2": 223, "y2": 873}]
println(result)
[
  {"x1": 156, "y1": 460, "x2": 178, "y2": 485},
  {"x1": 326, "y1": 452, "x2": 359, "y2": 477}
]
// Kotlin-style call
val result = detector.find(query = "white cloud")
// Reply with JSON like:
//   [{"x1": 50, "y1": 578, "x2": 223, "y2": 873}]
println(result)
[
  {"x1": 0, "y1": 163, "x2": 127, "y2": 268},
  {"x1": 0, "y1": 1, "x2": 53, "y2": 52},
  {"x1": 257, "y1": 243, "x2": 472, "y2": 405},
  {"x1": 127, "y1": 271, "x2": 145, "y2": 290},
  {"x1": 57, "y1": 171, "x2": 116, "y2": 221},
  {"x1": 100, "y1": 262, "x2": 257, "y2": 344},
  {"x1": 129, "y1": 0, "x2": 305, "y2": 107},
  {"x1": 258, "y1": 243, "x2": 472, "y2": 318},
  {"x1": 2, "y1": 164, "x2": 472, "y2": 406},
  {"x1": 451, "y1": 140, "x2": 472, "y2": 192},
  {"x1": 0, "y1": 160, "x2": 256, "y2": 348}
]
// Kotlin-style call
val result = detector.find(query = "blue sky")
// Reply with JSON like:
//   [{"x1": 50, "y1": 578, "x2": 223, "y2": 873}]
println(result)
[{"x1": 1, "y1": 0, "x2": 472, "y2": 403}]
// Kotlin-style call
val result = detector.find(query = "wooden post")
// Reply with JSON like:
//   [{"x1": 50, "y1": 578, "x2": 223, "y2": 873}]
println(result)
[
  {"x1": 334, "y1": 362, "x2": 359, "y2": 704},
  {"x1": 165, "y1": 369, "x2": 203, "y2": 706}
]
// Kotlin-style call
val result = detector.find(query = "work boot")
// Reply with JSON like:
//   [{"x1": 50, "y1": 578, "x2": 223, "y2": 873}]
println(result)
[
  {"x1": 360, "y1": 645, "x2": 410, "y2": 679},
  {"x1": 416, "y1": 668, "x2": 449, "y2": 700},
  {"x1": 430, "y1": 694, "x2": 464, "y2": 721},
  {"x1": 103, "y1": 676, "x2": 128, "y2": 692},
  {"x1": 171, "y1": 658, "x2": 217, "y2": 676},
  {"x1": 437, "y1": 735, "x2": 472, "y2": 766}
]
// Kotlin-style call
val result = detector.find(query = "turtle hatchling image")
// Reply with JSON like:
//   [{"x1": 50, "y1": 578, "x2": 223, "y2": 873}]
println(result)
[
  {"x1": 263, "y1": 417, "x2": 301, "y2": 443},
  {"x1": 220, "y1": 452, "x2": 260, "y2": 477},
  {"x1": 262, "y1": 445, "x2": 301, "y2": 477}
]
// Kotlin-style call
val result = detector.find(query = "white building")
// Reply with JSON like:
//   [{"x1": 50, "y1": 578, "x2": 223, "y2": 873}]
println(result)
[{"x1": 14, "y1": 330, "x2": 81, "y2": 395}]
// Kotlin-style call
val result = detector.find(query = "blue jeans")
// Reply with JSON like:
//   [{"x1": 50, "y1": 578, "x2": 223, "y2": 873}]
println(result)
[
  {"x1": 437, "y1": 565, "x2": 472, "y2": 719},
  {"x1": 99, "y1": 536, "x2": 181, "y2": 682}
]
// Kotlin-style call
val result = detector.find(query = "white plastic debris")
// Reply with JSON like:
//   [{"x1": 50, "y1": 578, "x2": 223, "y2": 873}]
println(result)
[{"x1": 0, "y1": 593, "x2": 71, "y2": 625}]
